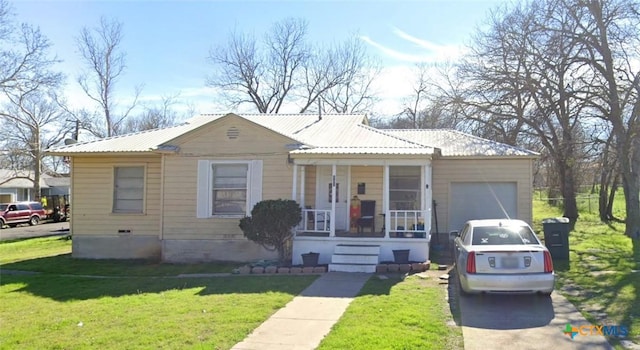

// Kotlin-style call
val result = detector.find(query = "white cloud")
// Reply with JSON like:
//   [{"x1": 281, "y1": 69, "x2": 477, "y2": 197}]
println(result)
[
  {"x1": 362, "y1": 28, "x2": 467, "y2": 63},
  {"x1": 371, "y1": 65, "x2": 416, "y2": 117}
]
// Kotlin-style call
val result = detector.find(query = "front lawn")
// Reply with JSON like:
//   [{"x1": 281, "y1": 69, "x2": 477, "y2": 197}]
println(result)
[
  {"x1": 1, "y1": 235, "x2": 462, "y2": 349},
  {"x1": 318, "y1": 272, "x2": 463, "y2": 350},
  {"x1": 0, "y1": 274, "x2": 317, "y2": 349},
  {"x1": 0, "y1": 236, "x2": 239, "y2": 276},
  {"x1": 0, "y1": 236, "x2": 318, "y2": 349}
]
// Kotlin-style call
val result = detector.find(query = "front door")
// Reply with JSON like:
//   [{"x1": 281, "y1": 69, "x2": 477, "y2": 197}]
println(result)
[{"x1": 316, "y1": 166, "x2": 348, "y2": 231}]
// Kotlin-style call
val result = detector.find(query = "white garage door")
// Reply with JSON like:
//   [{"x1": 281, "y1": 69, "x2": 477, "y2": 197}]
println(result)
[{"x1": 449, "y1": 182, "x2": 517, "y2": 232}]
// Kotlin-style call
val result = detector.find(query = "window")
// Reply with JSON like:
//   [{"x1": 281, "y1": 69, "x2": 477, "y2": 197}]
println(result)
[
  {"x1": 212, "y1": 163, "x2": 248, "y2": 215},
  {"x1": 113, "y1": 166, "x2": 144, "y2": 213},
  {"x1": 389, "y1": 166, "x2": 421, "y2": 210},
  {"x1": 196, "y1": 160, "x2": 262, "y2": 218},
  {"x1": 472, "y1": 226, "x2": 540, "y2": 245},
  {"x1": 29, "y1": 203, "x2": 43, "y2": 210}
]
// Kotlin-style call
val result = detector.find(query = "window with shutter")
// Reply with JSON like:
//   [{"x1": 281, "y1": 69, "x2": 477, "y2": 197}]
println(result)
[{"x1": 196, "y1": 160, "x2": 262, "y2": 218}]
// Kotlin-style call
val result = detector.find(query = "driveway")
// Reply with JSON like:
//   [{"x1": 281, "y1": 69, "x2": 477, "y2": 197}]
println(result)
[
  {"x1": 451, "y1": 274, "x2": 614, "y2": 350},
  {"x1": 0, "y1": 221, "x2": 69, "y2": 241}
]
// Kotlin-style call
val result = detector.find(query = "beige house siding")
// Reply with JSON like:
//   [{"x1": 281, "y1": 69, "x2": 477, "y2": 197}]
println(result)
[
  {"x1": 70, "y1": 155, "x2": 162, "y2": 259},
  {"x1": 431, "y1": 158, "x2": 534, "y2": 233},
  {"x1": 303, "y1": 165, "x2": 316, "y2": 207},
  {"x1": 71, "y1": 155, "x2": 162, "y2": 234},
  {"x1": 161, "y1": 115, "x2": 297, "y2": 262}
]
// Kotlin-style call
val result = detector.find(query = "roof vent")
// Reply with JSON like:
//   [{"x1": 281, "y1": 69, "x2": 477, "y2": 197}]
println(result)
[{"x1": 226, "y1": 127, "x2": 240, "y2": 140}]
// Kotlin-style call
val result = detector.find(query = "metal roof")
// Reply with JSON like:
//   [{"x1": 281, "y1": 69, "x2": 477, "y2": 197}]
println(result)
[
  {"x1": 384, "y1": 129, "x2": 539, "y2": 157},
  {"x1": 47, "y1": 113, "x2": 433, "y2": 156},
  {"x1": 46, "y1": 116, "x2": 217, "y2": 155},
  {"x1": 46, "y1": 113, "x2": 535, "y2": 158},
  {"x1": 0, "y1": 169, "x2": 69, "y2": 189}
]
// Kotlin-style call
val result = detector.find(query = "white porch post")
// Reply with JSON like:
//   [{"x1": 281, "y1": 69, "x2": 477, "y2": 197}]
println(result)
[
  {"x1": 330, "y1": 164, "x2": 336, "y2": 237},
  {"x1": 347, "y1": 165, "x2": 352, "y2": 230},
  {"x1": 300, "y1": 166, "x2": 306, "y2": 206},
  {"x1": 424, "y1": 161, "x2": 433, "y2": 236},
  {"x1": 383, "y1": 164, "x2": 390, "y2": 238},
  {"x1": 292, "y1": 164, "x2": 298, "y2": 201}
]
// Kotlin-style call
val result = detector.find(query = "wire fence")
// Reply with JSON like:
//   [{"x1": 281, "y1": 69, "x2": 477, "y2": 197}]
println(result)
[{"x1": 533, "y1": 193, "x2": 598, "y2": 214}]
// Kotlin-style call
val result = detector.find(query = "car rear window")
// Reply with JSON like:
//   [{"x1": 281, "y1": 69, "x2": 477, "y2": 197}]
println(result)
[
  {"x1": 30, "y1": 203, "x2": 43, "y2": 210},
  {"x1": 472, "y1": 226, "x2": 539, "y2": 245},
  {"x1": 0, "y1": 204, "x2": 7, "y2": 211}
]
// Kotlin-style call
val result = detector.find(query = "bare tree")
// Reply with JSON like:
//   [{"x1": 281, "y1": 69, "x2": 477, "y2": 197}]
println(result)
[
  {"x1": 1, "y1": 88, "x2": 72, "y2": 198},
  {"x1": 0, "y1": 0, "x2": 67, "y2": 193},
  {"x1": 76, "y1": 16, "x2": 140, "y2": 137},
  {"x1": 392, "y1": 63, "x2": 469, "y2": 130},
  {"x1": 121, "y1": 93, "x2": 191, "y2": 133},
  {"x1": 455, "y1": 1, "x2": 596, "y2": 224},
  {"x1": 207, "y1": 18, "x2": 378, "y2": 114},
  {"x1": 0, "y1": 0, "x2": 61, "y2": 95},
  {"x1": 560, "y1": 0, "x2": 640, "y2": 239},
  {"x1": 315, "y1": 37, "x2": 381, "y2": 114}
]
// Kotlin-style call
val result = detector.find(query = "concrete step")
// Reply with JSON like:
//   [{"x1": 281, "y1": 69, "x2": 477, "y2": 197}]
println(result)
[
  {"x1": 331, "y1": 254, "x2": 379, "y2": 265},
  {"x1": 329, "y1": 263, "x2": 377, "y2": 273},
  {"x1": 334, "y1": 244, "x2": 380, "y2": 255}
]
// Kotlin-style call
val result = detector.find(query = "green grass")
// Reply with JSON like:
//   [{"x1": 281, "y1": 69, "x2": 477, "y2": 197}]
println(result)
[
  {"x1": 0, "y1": 235, "x2": 319, "y2": 349},
  {"x1": 0, "y1": 236, "x2": 240, "y2": 276},
  {"x1": 533, "y1": 193, "x2": 639, "y2": 349},
  {"x1": 0, "y1": 235, "x2": 71, "y2": 264},
  {"x1": 0, "y1": 274, "x2": 317, "y2": 349},
  {"x1": 318, "y1": 274, "x2": 462, "y2": 350},
  {"x1": 1, "y1": 234, "x2": 463, "y2": 349}
]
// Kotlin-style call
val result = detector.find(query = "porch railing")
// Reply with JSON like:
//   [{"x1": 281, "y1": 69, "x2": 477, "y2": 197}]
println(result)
[
  {"x1": 299, "y1": 208, "x2": 331, "y2": 234},
  {"x1": 388, "y1": 210, "x2": 429, "y2": 238}
]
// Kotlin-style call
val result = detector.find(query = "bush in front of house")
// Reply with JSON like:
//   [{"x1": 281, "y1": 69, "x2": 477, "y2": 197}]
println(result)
[{"x1": 239, "y1": 199, "x2": 302, "y2": 264}]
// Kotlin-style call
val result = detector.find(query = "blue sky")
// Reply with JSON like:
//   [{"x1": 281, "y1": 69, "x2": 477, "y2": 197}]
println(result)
[{"x1": 11, "y1": 0, "x2": 507, "y2": 118}]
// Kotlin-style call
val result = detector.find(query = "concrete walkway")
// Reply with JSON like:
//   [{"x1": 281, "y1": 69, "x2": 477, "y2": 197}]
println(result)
[{"x1": 232, "y1": 272, "x2": 371, "y2": 350}]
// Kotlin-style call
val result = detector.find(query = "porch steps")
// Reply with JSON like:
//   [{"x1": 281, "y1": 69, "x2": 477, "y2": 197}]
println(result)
[{"x1": 329, "y1": 244, "x2": 380, "y2": 273}]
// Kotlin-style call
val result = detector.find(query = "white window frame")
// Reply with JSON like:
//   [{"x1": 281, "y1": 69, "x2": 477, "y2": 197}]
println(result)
[
  {"x1": 112, "y1": 165, "x2": 146, "y2": 214},
  {"x1": 389, "y1": 166, "x2": 421, "y2": 210},
  {"x1": 197, "y1": 160, "x2": 262, "y2": 218}
]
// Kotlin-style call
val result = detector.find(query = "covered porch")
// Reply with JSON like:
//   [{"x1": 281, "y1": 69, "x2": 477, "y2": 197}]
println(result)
[{"x1": 289, "y1": 158, "x2": 433, "y2": 267}]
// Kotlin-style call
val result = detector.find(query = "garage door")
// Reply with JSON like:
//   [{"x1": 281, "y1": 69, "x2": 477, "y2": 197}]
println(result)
[{"x1": 449, "y1": 182, "x2": 517, "y2": 232}]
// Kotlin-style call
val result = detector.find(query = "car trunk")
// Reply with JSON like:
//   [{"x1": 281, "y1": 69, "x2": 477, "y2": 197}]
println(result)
[{"x1": 471, "y1": 245, "x2": 549, "y2": 274}]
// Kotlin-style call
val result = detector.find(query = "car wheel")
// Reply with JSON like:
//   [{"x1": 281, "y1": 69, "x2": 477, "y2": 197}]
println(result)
[
  {"x1": 29, "y1": 216, "x2": 40, "y2": 226},
  {"x1": 456, "y1": 269, "x2": 469, "y2": 296}
]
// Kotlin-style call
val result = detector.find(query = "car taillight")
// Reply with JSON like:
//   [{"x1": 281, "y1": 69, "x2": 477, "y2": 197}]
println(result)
[
  {"x1": 466, "y1": 251, "x2": 476, "y2": 274},
  {"x1": 544, "y1": 251, "x2": 554, "y2": 273}
]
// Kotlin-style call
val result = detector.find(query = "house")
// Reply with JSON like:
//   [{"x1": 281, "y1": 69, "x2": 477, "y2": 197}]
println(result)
[
  {"x1": 46, "y1": 113, "x2": 538, "y2": 271},
  {"x1": 0, "y1": 169, "x2": 70, "y2": 203}
]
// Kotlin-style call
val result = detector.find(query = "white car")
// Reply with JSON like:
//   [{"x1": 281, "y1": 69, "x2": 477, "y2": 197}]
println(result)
[{"x1": 451, "y1": 219, "x2": 555, "y2": 295}]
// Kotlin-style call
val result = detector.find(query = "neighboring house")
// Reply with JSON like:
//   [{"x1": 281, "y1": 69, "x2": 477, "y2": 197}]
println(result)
[
  {"x1": 0, "y1": 169, "x2": 70, "y2": 203},
  {"x1": 46, "y1": 113, "x2": 538, "y2": 271}
]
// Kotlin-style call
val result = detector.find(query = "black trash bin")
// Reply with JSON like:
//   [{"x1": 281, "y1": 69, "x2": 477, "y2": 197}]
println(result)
[{"x1": 542, "y1": 217, "x2": 570, "y2": 260}]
